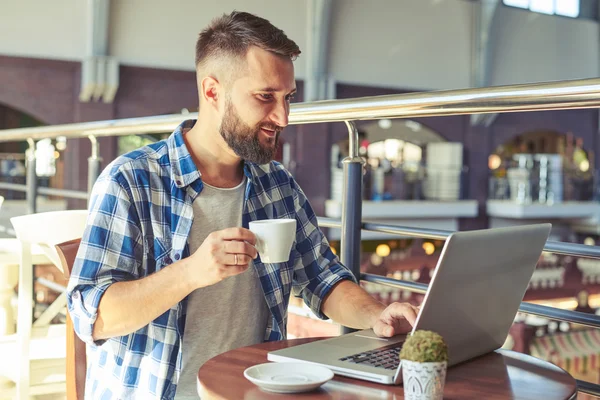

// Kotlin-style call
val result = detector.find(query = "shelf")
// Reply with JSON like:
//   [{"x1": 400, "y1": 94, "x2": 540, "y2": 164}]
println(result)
[
  {"x1": 325, "y1": 200, "x2": 478, "y2": 219},
  {"x1": 486, "y1": 200, "x2": 600, "y2": 219}
]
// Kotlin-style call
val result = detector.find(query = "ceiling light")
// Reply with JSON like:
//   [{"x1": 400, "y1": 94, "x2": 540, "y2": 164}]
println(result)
[{"x1": 378, "y1": 119, "x2": 392, "y2": 130}]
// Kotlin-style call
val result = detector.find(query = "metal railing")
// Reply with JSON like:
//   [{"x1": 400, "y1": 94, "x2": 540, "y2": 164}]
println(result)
[
  {"x1": 319, "y1": 217, "x2": 600, "y2": 259},
  {"x1": 3, "y1": 77, "x2": 600, "y2": 395}
]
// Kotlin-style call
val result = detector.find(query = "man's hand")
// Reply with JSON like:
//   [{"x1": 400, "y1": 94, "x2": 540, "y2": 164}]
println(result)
[
  {"x1": 372, "y1": 303, "x2": 419, "y2": 338},
  {"x1": 189, "y1": 227, "x2": 258, "y2": 289},
  {"x1": 93, "y1": 227, "x2": 258, "y2": 341}
]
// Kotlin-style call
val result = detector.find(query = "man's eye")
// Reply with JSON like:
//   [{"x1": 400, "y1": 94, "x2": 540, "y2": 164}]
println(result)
[
  {"x1": 286, "y1": 94, "x2": 296, "y2": 102},
  {"x1": 259, "y1": 93, "x2": 273, "y2": 100}
]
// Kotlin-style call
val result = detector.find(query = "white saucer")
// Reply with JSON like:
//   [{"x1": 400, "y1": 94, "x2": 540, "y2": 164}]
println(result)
[{"x1": 244, "y1": 362, "x2": 334, "y2": 394}]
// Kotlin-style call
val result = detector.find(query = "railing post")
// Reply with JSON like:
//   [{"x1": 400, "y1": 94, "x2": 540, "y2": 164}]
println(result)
[
  {"x1": 87, "y1": 136, "x2": 102, "y2": 204},
  {"x1": 25, "y1": 139, "x2": 37, "y2": 214},
  {"x1": 340, "y1": 121, "x2": 364, "y2": 335}
]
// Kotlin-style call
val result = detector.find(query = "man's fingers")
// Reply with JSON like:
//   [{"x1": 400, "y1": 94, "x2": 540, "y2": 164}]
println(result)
[
  {"x1": 219, "y1": 262, "x2": 249, "y2": 277},
  {"x1": 225, "y1": 265, "x2": 249, "y2": 277},
  {"x1": 373, "y1": 303, "x2": 420, "y2": 338},
  {"x1": 224, "y1": 240, "x2": 258, "y2": 259},
  {"x1": 401, "y1": 305, "x2": 418, "y2": 327},
  {"x1": 216, "y1": 252, "x2": 252, "y2": 267},
  {"x1": 373, "y1": 320, "x2": 395, "y2": 338},
  {"x1": 384, "y1": 303, "x2": 418, "y2": 327},
  {"x1": 225, "y1": 253, "x2": 253, "y2": 266},
  {"x1": 216, "y1": 227, "x2": 256, "y2": 245},
  {"x1": 381, "y1": 324, "x2": 394, "y2": 338}
]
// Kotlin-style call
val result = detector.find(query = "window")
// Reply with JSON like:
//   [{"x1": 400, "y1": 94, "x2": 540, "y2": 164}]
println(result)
[
  {"x1": 555, "y1": 0, "x2": 580, "y2": 17},
  {"x1": 503, "y1": 0, "x2": 580, "y2": 18}
]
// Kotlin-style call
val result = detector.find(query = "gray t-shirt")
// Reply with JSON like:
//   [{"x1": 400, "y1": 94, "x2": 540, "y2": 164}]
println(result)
[{"x1": 175, "y1": 178, "x2": 270, "y2": 399}]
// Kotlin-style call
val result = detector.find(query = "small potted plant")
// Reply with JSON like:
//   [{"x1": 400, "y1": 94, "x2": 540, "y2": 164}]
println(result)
[{"x1": 399, "y1": 330, "x2": 448, "y2": 400}]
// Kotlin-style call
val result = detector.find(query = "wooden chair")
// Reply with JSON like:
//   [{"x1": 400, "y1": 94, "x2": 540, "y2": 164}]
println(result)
[{"x1": 55, "y1": 238, "x2": 85, "y2": 400}]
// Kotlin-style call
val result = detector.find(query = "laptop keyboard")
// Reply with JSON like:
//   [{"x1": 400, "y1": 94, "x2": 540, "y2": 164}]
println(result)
[{"x1": 339, "y1": 341, "x2": 404, "y2": 370}]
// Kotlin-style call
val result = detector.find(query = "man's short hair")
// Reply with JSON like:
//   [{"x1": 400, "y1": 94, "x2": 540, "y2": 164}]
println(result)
[{"x1": 195, "y1": 11, "x2": 301, "y2": 70}]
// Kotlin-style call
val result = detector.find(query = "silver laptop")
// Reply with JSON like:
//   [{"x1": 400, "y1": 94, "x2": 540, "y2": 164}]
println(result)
[{"x1": 268, "y1": 224, "x2": 552, "y2": 385}]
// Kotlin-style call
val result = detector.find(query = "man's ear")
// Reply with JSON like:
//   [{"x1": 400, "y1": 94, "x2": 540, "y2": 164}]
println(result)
[{"x1": 200, "y1": 76, "x2": 220, "y2": 109}]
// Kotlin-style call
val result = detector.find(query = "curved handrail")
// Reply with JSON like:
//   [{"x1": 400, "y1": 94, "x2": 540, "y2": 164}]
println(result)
[{"x1": 2, "y1": 78, "x2": 600, "y2": 141}]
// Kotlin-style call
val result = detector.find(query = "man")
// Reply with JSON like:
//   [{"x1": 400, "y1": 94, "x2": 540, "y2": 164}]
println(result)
[{"x1": 67, "y1": 11, "x2": 418, "y2": 400}]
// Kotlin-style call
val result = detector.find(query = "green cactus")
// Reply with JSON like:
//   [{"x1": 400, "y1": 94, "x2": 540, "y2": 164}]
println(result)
[{"x1": 399, "y1": 330, "x2": 449, "y2": 363}]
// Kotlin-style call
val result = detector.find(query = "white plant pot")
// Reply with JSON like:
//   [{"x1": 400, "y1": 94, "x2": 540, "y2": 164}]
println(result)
[{"x1": 402, "y1": 360, "x2": 447, "y2": 400}]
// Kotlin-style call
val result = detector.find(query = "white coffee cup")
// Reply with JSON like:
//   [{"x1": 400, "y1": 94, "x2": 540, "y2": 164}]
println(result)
[{"x1": 248, "y1": 218, "x2": 296, "y2": 263}]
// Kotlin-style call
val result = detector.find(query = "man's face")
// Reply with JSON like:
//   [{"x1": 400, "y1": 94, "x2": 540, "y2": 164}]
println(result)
[{"x1": 219, "y1": 47, "x2": 296, "y2": 164}]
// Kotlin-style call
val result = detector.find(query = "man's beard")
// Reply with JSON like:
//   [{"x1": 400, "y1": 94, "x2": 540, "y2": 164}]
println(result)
[{"x1": 219, "y1": 99, "x2": 281, "y2": 165}]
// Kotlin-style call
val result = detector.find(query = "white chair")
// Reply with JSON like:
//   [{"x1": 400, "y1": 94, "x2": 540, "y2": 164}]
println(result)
[
  {"x1": 0, "y1": 196, "x2": 53, "y2": 344},
  {"x1": 1, "y1": 210, "x2": 88, "y2": 399}
]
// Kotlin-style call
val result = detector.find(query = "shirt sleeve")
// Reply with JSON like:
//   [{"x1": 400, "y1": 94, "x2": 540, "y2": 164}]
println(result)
[
  {"x1": 66, "y1": 173, "x2": 143, "y2": 346},
  {"x1": 289, "y1": 175, "x2": 358, "y2": 320}
]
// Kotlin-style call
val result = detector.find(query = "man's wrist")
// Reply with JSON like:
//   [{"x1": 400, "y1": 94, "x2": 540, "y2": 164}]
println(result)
[
  {"x1": 170, "y1": 256, "x2": 199, "y2": 292},
  {"x1": 367, "y1": 302, "x2": 386, "y2": 328}
]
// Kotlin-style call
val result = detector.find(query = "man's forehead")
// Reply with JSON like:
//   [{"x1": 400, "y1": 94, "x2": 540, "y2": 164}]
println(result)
[{"x1": 244, "y1": 47, "x2": 296, "y2": 91}]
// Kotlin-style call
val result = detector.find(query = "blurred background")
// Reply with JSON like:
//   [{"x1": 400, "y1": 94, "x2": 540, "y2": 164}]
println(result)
[{"x1": 2, "y1": 0, "x2": 600, "y2": 398}]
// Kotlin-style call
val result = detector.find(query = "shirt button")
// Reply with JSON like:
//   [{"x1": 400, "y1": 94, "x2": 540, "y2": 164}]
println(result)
[
  {"x1": 176, "y1": 180, "x2": 182, "y2": 186},
  {"x1": 72, "y1": 291, "x2": 80, "y2": 300},
  {"x1": 164, "y1": 257, "x2": 172, "y2": 264},
  {"x1": 174, "y1": 253, "x2": 181, "y2": 260}
]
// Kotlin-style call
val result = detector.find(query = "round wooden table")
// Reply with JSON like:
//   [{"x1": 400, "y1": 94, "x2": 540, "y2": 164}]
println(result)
[{"x1": 197, "y1": 337, "x2": 577, "y2": 399}]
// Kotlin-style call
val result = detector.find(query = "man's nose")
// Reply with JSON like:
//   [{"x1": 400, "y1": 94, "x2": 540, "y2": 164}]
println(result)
[{"x1": 270, "y1": 100, "x2": 289, "y2": 128}]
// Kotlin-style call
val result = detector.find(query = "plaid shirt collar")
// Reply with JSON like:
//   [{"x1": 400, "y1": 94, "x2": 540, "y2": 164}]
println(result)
[{"x1": 168, "y1": 119, "x2": 256, "y2": 190}]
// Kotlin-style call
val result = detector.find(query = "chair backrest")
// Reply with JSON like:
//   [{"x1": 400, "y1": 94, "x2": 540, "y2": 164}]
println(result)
[
  {"x1": 11, "y1": 210, "x2": 88, "y2": 271},
  {"x1": 56, "y1": 238, "x2": 85, "y2": 400},
  {"x1": 9, "y1": 210, "x2": 88, "y2": 399}
]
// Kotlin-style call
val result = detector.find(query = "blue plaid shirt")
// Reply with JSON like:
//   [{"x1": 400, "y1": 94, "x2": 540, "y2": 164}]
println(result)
[{"x1": 67, "y1": 120, "x2": 355, "y2": 399}]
